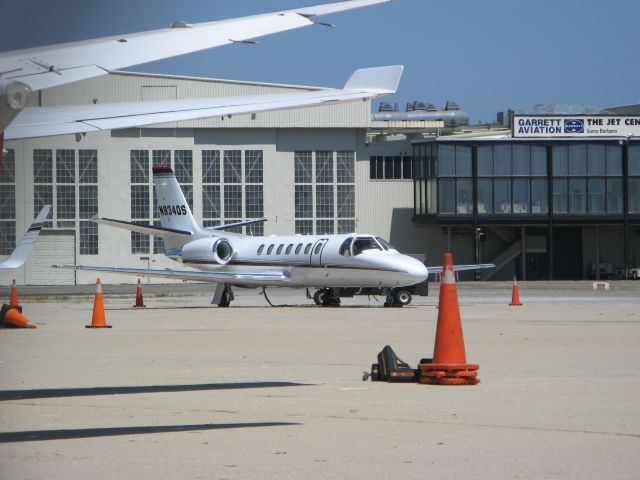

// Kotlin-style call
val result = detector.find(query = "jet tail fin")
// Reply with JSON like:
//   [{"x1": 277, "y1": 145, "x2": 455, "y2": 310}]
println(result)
[{"x1": 0, "y1": 205, "x2": 50, "y2": 269}]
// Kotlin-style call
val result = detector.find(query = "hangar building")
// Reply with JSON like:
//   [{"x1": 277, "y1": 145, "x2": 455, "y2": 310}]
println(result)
[{"x1": 0, "y1": 71, "x2": 439, "y2": 285}]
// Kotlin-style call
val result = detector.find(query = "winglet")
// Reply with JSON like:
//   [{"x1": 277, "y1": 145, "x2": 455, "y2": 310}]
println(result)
[
  {"x1": 344, "y1": 65, "x2": 404, "y2": 94},
  {"x1": 0, "y1": 205, "x2": 50, "y2": 270}
]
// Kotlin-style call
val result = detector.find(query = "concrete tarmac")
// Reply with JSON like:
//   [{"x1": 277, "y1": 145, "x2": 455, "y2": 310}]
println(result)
[{"x1": 1, "y1": 282, "x2": 639, "y2": 479}]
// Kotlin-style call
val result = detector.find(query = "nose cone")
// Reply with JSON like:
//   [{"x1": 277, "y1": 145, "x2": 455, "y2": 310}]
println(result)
[{"x1": 405, "y1": 256, "x2": 429, "y2": 284}]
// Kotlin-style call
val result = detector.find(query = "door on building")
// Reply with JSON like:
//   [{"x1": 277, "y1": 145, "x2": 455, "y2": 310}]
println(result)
[{"x1": 553, "y1": 227, "x2": 583, "y2": 279}]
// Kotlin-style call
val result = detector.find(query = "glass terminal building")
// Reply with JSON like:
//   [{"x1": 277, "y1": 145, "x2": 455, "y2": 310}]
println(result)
[{"x1": 412, "y1": 115, "x2": 640, "y2": 280}]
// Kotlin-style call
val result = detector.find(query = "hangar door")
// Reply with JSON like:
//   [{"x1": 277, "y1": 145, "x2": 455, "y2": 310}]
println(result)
[{"x1": 26, "y1": 230, "x2": 76, "y2": 285}]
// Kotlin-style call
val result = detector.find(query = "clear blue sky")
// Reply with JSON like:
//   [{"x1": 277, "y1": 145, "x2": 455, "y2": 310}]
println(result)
[{"x1": 1, "y1": 0, "x2": 639, "y2": 123}]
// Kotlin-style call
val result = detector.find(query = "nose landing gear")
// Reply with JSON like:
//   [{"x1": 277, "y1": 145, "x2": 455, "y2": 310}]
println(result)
[{"x1": 384, "y1": 289, "x2": 412, "y2": 307}]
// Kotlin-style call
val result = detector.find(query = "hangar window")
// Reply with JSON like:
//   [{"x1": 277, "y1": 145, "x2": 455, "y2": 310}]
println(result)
[
  {"x1": 224, "y1": 150, "x2": 242, "y2": 183},
  {"x1": 245, "y1": 150, "x2": 263, "y2": 183},
  {"x1": 338, "y1": 220, "x2": 355, "y2": 233},
  {"x1": 267, "y1": 244, "x2": 274, "y2": 255},
  {"x1": 316, "y1": 220, "x2": 334, "y2": 235},
  {"x1": 203, "y1": 149, "x2": 264, "y2": 236},
  {"x1": 257, "y1": 244, "x2": 265, "y2": 255},
  {"x1": 202, "y1": 150, "x2": 220, "y2": 183},
  {"x1": 316, "y1": 151, "x2": 333, "y2": 183},
  {"x1": 276, "y1": 244, "x2": 284, "y2": 255},
  {"x1": 285, "y1": 244, "x2": 293, "y2": 255},
  {"x1": 30, "y1": 148, "x2": 99, "y2": 254},
  {"x1": 295, "y1": 150, "x2": 355, "y2": 235},
  {"x1": 295, "y1": 185, "x2": 313, "y2": 218},
  {"x1": 0, "y1": 148, "x2": 16, "y2": 255},
  {"x1": 295, "y1": 220, "x2": 313, "y2": 235}
]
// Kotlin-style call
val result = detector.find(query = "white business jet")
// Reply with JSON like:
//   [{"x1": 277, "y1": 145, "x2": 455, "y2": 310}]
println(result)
[
  {"x1": 0, "y1": 0, "x2": 395, "y2": 146},
  {"x1": 54, "y1": 168, "x2": 492, "y2": 307}
]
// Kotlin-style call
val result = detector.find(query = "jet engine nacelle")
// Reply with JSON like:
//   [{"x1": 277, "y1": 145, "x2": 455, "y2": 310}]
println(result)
[
  {"x1": 181, "y1": 237, "x2": 234, "y2": 266},
  {"x1": 0, "y1": 80, "x2": 31, "y2": 132}
]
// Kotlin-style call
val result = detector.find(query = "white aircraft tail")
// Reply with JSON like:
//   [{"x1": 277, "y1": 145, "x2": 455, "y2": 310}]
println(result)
[
  {"x1": 0, "y1": 205, "x2": 50, "y2": 269},
  {"x1": 152, "y1": 165, "x2": 202, "y2": 236}
]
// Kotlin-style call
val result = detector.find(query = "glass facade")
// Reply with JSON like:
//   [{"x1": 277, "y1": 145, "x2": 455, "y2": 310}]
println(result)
[{"x1": 413, "y1": 140, "x2": 634, "y2": 219}]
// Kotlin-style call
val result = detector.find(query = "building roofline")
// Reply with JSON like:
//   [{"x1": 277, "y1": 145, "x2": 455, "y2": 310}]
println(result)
[{"x1": 112, "y1": 69, "x2": 325, "y2": 91}]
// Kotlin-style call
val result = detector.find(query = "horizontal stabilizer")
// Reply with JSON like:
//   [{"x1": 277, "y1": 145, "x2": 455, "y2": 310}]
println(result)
[
  {"x1": 429, "y1": 263, "x2": 496, "y2": 275},
  {"x1": 52, "y1": 264, "x2": 290, "y2": 284},
  {"x1": 206, "y1": 218, "x2": 268, "y2": 232},
  {"x1": 91, "y1": 216, "x2": 193, "y2": 237}
]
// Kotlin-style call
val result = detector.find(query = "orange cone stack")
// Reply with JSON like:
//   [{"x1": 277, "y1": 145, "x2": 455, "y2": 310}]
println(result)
[
  {"x1": 419, "y1": 253, "x2": 479, "y2": 385},
  {"x1": 0, "y1": 305, "x2": 36, "y2": 329},
  {"x1": 509, "y1": 276, "x2": 522, "y2": 306},
  {"x1": 9, "y1": 279, "x2": 19, "y2": 306},
  {"x1": 86, "y1": 278, "x2": 111, "y2": 328},
  {"x1": 133, "y1": 278, "x2": 146, "y2": 308}
]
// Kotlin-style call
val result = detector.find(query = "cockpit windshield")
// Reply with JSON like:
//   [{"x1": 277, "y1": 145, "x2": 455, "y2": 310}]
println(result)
[
  {"x1": 352, "y1": 236, "x2": 383, "y2": 256},
  {"x1": 375, "y1": 236, "x2": 395, "y2": 251}
]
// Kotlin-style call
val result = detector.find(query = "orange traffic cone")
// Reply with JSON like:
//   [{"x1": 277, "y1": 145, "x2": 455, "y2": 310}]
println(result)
[
  {"x1": 86, "y1": 278, "x2": 111, "y2": 328},
  {"x1": 9, "y1": 279, "x2": 18, "y2": 306},
  {"x1": 0, "y1": 304, "x2": 36, "y2": 329},
  {"x1": 418, "y1": 253, "x2": 479, "y2": 385},
  {"x1": 509, "y1": 276, "x2": 522, "y2": 306},
  {"x1": 133, "y1": 278, "x2": 146, "y2": 308}
]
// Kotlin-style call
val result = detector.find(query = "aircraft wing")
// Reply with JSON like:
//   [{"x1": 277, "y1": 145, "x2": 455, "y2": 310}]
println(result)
[
  {"x1": 0, "y1": 0, "x2": 392, "y2": 92},
  {"x1": 0, "y1": 205, "x2": 50, "y2": 269},
  {"x1": 429, "y1": 263, "x2": 496, "y2": 274},
  {"x1": 5, "y1": 65, "x2": 403, "y2": 140},
  {"x1": 52, "y1": 264, "x2": 290, "y2": 284}
]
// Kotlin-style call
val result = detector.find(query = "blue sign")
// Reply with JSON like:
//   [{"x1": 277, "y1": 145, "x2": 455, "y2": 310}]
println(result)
[{"x1": 564, "y1": 119, "x2": 584, "y2": 133}]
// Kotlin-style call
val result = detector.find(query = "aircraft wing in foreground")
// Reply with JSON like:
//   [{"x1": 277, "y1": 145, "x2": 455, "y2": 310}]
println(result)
[
  {"x1": 5, "y1": 65, "x2": 403, "y2": 140},
  {"x1": 0, "y1": 0, "x2": 393, "y2": 132},
  {"x1": 0, "y1": 206, "x2": 50, "y2": 269}
]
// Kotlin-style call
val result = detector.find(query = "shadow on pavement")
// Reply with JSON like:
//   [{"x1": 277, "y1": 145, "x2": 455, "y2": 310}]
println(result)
[
  {"x1": 0, "y1": 381, "x2": 309, "y2": 401},
  {"x1": 0, "y1": 422, "x2": 300, "y2": 443}
]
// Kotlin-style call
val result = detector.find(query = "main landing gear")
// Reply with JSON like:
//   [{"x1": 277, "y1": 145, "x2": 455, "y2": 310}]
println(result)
[
  {"x1": 313, "y1": 288, "x2": 341, "y2": 307},
  {"x1": 384, "y1": 289, "x2": 412, "y2": 307},
  {"x1": 212, "y1": 284, "x2": 234, "y2": 307}
]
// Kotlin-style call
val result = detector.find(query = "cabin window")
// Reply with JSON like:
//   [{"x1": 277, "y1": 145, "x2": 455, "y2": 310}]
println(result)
[
  {"x1": 339, "y1": 237, "x2": 353, "y2": 256},
  {"x1": 352, "y1": 237, "x2": 382, "y2": 256},
  {"x1": 285, "y1": 244, "x2": 293, "y2": 255},
  {"x1": 304, "y1": 243, "x2": 312, "y2": 254},
  {"x1": 295, "y1": 243, "x2": 302, "y2": 254},
  {"x1": 314, "y1": 243, "x2": 323, "y2": 255},
  {"x1": 257, "y1": 244, "x2": 265, "y2": 255},
  {"x1": 276, "y1": 244, "x2": 284, "y2": 255},
  {"x1": 267, "y1": 244, "x2": 274, "y2": 255}
]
